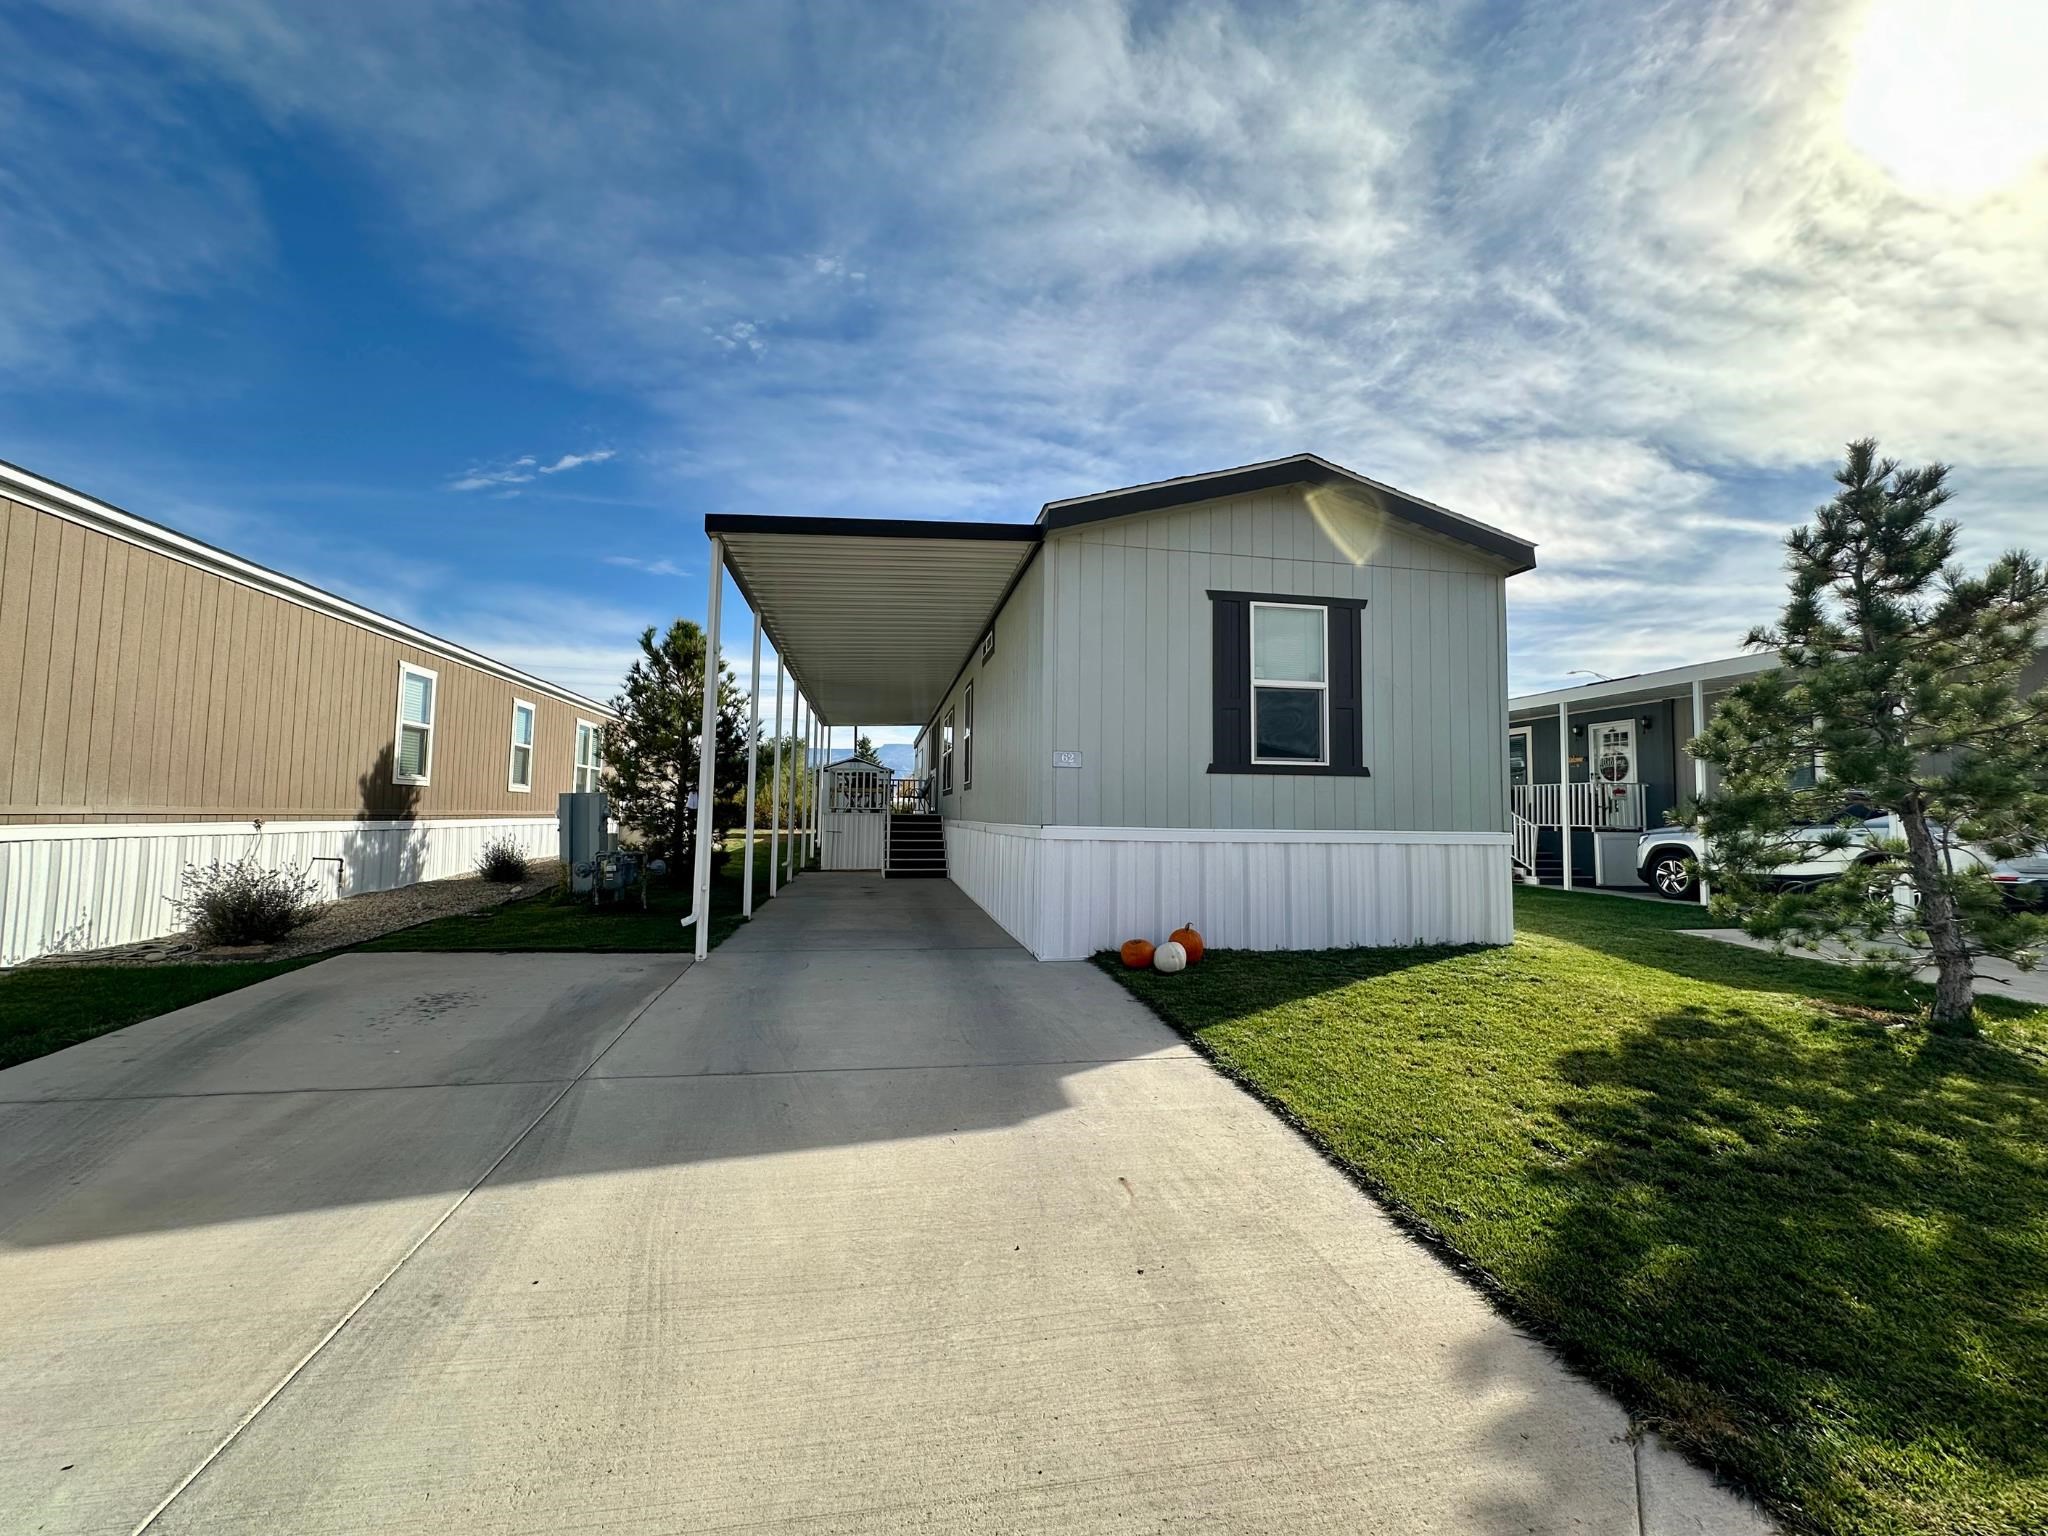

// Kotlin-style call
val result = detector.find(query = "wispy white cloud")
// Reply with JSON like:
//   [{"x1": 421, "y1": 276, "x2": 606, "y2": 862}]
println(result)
[
  {"x1": 540, "y1": 448, "x2": 615, "y2": 474},
  {"x1": 448, "y1": 448, "x2": 614, "y2": 492},
  {"x1": 447, "y1": 455, "x2": 537, "y2": 492},
  {"x1": 12, "y1": 0, "x2": 2048, "y2": 704},
  {"x1": 601, "y1": 554, "x2": 684, "y2": 577}
]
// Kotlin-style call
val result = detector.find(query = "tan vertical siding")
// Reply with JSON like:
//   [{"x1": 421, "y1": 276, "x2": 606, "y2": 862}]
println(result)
[
  {"x1": 0, "y1": 502, "x2": 34, "y2": 806},
  {"x1": 0, "y1": 498, "x2": 611, "y2": 824}
]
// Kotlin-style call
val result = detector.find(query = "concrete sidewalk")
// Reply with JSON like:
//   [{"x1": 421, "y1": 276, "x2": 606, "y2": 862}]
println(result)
[
  {"x1": 3, "y1": 876, "x2": 1773, "y2": 1534},
  {"x1": 1683, "y1": 926, "x2": 2048, "y2": 1005}
]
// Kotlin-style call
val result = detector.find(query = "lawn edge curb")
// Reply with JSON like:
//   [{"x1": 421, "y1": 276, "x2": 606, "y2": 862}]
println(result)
[{"x1": 1088, "y1": 950, "x2": 1802, "y2": 1536}]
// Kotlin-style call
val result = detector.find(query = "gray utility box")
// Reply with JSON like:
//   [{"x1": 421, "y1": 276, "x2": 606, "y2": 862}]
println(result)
[{"x1": 558, "y1": 792, "x2": 617, "y2": 893}]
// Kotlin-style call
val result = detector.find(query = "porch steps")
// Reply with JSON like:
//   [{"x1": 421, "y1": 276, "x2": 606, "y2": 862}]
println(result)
[{"x1": 887, "y1": 813, "x2": 948, "y2": 879}]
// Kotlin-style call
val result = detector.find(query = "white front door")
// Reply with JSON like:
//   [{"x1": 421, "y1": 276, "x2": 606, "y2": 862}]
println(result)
[
  {"x1": 1586, "y1": 721, "x2": 1638, "y2": 830},
  {"x1": 1589, "y1": 721, "x2": 1637, "y2": 785}
]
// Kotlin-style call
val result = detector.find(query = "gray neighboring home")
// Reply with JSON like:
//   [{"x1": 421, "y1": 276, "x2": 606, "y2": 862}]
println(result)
[
  {"x1": 703, "y1": 453, "x2": 1537, "y2": 960},
  {"x1": 1507, "y1": 646, "x2": 2048, "y2": 891}
]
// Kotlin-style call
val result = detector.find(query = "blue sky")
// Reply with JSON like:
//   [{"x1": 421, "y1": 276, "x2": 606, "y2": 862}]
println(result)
[{"x1": 3, "y1": 1, "x2": 2045, "y2": 746}]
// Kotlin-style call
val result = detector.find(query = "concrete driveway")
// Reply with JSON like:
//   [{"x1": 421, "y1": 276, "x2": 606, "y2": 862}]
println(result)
[{"x1": 2, "y1": 876, "x2": 1768, "y2": 1534}]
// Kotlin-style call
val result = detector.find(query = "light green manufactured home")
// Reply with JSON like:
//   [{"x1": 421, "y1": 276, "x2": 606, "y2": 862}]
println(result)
[{"x1": 706, "y1": 454, "x2": 1537, "y2": 959}]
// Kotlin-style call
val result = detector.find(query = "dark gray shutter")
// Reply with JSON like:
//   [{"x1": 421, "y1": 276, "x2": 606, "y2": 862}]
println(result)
[
  {"x1": 1330, "y1": 602, "x2": 1362, "y2": 773},
  {"x1": 1210, "y1": 595, "x2": 1251, "y2": 772}
]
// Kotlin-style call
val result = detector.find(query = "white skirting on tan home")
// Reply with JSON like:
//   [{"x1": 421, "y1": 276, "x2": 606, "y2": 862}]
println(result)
[
  {"x1": 0, "y1": 816, "x2": 559, "y2": 967},
  {"x1": 943, "y1": 819, "x2": 1514, "y2": 962}
]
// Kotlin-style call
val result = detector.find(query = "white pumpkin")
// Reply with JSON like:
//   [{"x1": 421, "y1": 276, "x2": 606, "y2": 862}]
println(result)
[{"x1": 1152, "y1": 939, "x2": 1188, "y2": 974}]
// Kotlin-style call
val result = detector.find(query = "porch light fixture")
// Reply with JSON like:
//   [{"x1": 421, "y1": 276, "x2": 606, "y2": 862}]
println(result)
[{"x1": 1639, "y1": 715, "x2": 1654, "y2": 729}]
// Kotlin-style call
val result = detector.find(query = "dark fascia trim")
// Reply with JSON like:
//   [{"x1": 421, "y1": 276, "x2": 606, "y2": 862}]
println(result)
[
  {"x1": 1042, "y1": 453, "x2": 1537, "y2": 575},
  {"x1": 705, "y1": 511, "x2": 1040, "y2": 542},
  {"x1": 1208, "y1": 588, "x2": 1369, "y2": 610},
  {"x1": 1208, "y1": 764, "x2": 1372, "y2": 777}
]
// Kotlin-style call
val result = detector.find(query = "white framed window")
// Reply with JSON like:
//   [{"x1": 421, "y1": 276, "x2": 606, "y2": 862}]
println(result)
[
  {"x1": 981, "y1": 629, "x2": 995, "y2": 663},
  {"x1": 394, "y1": 662, "x2": 437, "y2": 785},
  {"x1": 1249, "y1": 602, "x2": 1327, "y2": 765},
  {"x1": 941, "y1": 708, "x2": 955, "y2": 794},
  {"x1": 573, "y1": 719, "x2": 603, "y2": 793},
  {"x1": 508, "y1": 699, "x2": 536, "y2": 792},
  {"x1": 963, "y1": 681, "x2": 974, "y2": 790}
]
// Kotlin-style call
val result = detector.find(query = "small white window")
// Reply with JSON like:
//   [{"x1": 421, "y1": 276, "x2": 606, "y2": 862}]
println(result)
[
  {"x1": 574, "y1": 719, "x2": 602, "y2": 793},
  {"x1": 941, "y1": 708, "x2": 955, "y2": 794},
  {"x1": 963, "y1": 681, "x2": 974, "y2": 790},
  {"x1": 1250, "y1": 602, "x2": 1327, "y2": 765},
  {"x1": 395, "y1": 662, "x2": 437, "y2": 785},
  {"x1": 508, "y1": 700, "x2": 536, "y2": 792},
  {"x1": 981, "y1": 629, "x2": 995, "y2": 663}
]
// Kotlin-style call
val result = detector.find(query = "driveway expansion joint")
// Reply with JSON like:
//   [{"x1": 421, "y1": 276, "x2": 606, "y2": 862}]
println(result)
[{"x1": 123, "y1": 961, "x2": 692, "y2": 1536}]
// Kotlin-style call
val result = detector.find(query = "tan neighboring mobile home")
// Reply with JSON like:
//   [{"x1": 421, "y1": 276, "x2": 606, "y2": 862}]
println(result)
[{"x1": 0, "y1": 458, "x2": 613, "y2": 966}]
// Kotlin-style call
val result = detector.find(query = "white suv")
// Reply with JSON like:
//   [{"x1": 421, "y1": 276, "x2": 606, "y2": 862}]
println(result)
[{"x1": 1634, "y1": 802, "x2": 1995, "y2": 902}]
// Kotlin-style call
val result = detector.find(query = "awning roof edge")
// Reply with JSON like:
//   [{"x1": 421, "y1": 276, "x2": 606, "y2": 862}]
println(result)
[{"x1": 707, "y1": 516, "x2": 1040, "y2": 726}]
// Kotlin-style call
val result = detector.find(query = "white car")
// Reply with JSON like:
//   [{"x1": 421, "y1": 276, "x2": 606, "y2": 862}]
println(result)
[
  {"x1": 1635, "y1": 803, "x2": 1996, "y2": 902},
  {"x1": 1989, "y1": 850, "x2": 2048, "y2": 909}
]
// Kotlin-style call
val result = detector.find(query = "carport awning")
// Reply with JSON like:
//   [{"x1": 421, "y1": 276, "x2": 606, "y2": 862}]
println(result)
[{"x1": 705, "y1": 514, "x2": 1039, "y2": 726}]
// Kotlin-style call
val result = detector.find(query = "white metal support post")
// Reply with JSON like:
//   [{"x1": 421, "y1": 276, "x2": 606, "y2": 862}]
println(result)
[
  {"x1": 768, "y1": 657, "x2": 784, "y2": 897},
  {"x1": 810, "y1": 715, "x2": 822, "y2": 865},
  {"x1": 1690, "y1": 679, "x2": 1708, "y2": 800},
  {"x1": 1691, "y1": 678, "x2": 1710, "y2": 906},
  {"x1": 786, "y1": 696, "x2": 802, "y2": 876},
  {"x1": 1558, "y1": 700, "x2": 1573, "y2": 891},
  {"x1": 688, "y1": 535, "x2": 725, "y2": 960},
  {"x1": 741, "y1": 612, "x2": 762, "y2": 918}
]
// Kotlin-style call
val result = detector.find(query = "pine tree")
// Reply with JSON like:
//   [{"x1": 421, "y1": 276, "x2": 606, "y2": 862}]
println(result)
[
  {"x1": 1692, "y1": 440, "x2": 2048, "y2": 1033},
  {"x1": 600, "y1": 620, "x2": 750, "y2": 875},
  {"x1": 852, "y1": 734, "x2": 882, "y2": 766}
]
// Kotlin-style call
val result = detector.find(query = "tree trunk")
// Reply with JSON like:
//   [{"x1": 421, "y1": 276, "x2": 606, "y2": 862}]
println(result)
[{"x1": 1898, "y1": 805, "x2": 1977, "y2": 1033}]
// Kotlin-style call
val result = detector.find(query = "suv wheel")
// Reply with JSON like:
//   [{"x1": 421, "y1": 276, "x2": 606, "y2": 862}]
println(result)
[{"x1": 1644, "y1": 847, "x2": 1698, "y2": 901}]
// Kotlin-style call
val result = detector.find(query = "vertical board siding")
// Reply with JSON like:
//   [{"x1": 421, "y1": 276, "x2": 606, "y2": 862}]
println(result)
[
  {"x1": 0, "y1": 496, "x2": 607, "y2": 826},
  {"x1": 0, "y1": 817, "x2": 560, "y2": 966},
  {"x1": 944, "y1": 819, "x2": 1512, "y2": 961},
  {"x1": 928, "y1": 554, "x2": 1044, "y2": 828},
  {"x1": 941, "y1": 820, "x2": 1044, "y2": 955},
  {"x1": 1040, "y1": 484, "x2": 1511, "y2": 834}
]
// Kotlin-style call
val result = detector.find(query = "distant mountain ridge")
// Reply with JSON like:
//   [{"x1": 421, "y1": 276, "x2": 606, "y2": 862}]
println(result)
[{"x1": 822, "y1": 743, "x2": 916, "y2": 776}]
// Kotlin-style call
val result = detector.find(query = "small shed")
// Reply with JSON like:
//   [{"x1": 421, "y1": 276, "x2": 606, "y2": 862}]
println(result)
[{"x1": 820, "y1": 758, "x2": 890, "y2": 870}]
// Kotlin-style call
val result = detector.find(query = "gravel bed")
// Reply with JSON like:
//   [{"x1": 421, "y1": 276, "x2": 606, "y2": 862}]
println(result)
[{"x1": 27, "y1": 861, "x2": 563, "y2": 968}]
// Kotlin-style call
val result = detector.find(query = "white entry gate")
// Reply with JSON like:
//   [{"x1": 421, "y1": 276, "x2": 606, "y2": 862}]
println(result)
[{"x1": 821, "y1": 760, "x2": 890, "y2": 870}]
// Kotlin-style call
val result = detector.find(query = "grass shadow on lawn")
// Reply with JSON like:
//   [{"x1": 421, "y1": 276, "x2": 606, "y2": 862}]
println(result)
[
  {"x1": 1099, "y1": 887, "x2": 2048, "y2": 1536},
  {"x1": 1513, "y1": 886, "x2": 2046, "y2": 1038},
  {"x1": 1529, "y1": 1008, "x2": 2047, "y2": 1535}
]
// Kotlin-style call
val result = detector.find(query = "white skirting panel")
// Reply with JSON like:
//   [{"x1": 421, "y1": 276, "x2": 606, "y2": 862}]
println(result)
[
  {"x1": 0, "y1": 816, "x2": 558, "y2": 967},
  {"x1": 944, "y1": 820, "x2": 1514, "y2": 962}
]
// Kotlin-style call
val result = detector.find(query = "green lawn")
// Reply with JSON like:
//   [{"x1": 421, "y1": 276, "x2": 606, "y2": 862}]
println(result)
[
  {"x1": 0, "y1": 958, "x2": 315, "y2": 1072},
  {"x1": 361, "y1": 834, "x2": 780, "y2": 953},
  {"x1": 1, "y1": 837, "x2": 798, "y2": 1069},
  {"x1": 1099, "y1": 886, "x2": 2047, "y2": 1536}
]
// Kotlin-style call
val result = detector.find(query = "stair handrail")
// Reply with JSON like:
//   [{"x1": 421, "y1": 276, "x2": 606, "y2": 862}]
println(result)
[{"x1": 1511, "y1": 809, "x2": 1537, "y2": 874}]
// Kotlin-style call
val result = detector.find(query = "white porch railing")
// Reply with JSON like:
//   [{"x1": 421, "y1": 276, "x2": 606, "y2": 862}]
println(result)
[
  {"x1": 1511, "y1": 782, "x2": 1647, "y2": 831},
  {"x1": 1511, "y1": 810, "x2": 1537, "y2": 873}
]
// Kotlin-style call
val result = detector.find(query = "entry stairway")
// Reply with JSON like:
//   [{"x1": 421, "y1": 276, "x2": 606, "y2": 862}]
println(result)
[{"x1": 886, "y1": 813, "x2": 947, "y2": 879}]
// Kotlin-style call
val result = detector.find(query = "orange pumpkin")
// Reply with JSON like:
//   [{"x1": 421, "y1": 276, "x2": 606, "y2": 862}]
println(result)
[
  {"x1": 1120, "y1": 938, "x2": 1156, "y2": 970},
  {"x1": 1169, "y1": 924, "x2": 1205, "y2": 965}
]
